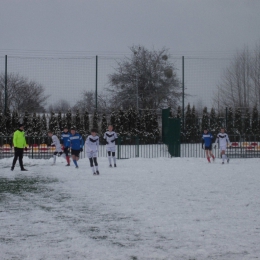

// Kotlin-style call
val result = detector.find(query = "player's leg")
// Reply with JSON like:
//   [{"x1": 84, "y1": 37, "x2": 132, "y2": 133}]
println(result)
[
  {"x1": 93, "y1": 156, "x2": 99, "y2": 175},
  {"x1": 107, "y1": 150, "x2": 112, "y2": 167},
  {"x1": 11, "y1": 148, "x2": 19, "y2": 170},
  {"x1": 71, "y1": 150, "x2": 79, "y2": 168},
  {"x1": 18, "y1": 148, "x2": 26, "y2": 171},
  {"x1": 64, "y1": 147, "x2": 70, "y2": 166},
  {"x1": 205, "y1": 149, "x2": 210, "y2": 162},
  {"x1": 88, "y1": 153, "x2": 95, "y2": 174},
  {"x1": 52, "y1": 151, "x2": 58, "y2": 165},
  {"x1": 112, "y1": 151, "x2": 116, "y2": 167}
]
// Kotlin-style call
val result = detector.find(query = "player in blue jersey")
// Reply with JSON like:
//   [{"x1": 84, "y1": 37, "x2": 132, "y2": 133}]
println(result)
[
  {"x1": 202, "y1": 129, "x2": 215, "y2": 163},
  {"x1": 61, "y1": 126, "x2": 71, "y2": 166},
  {"x1": 66, "y1": 126, "x2": 84, "y2": 168}
]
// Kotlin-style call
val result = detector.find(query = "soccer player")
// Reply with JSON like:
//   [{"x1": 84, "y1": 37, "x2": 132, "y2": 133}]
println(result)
[
  {"x1": 202, "y1": 128, "x2": 215, "y2": 163},
  {"x1": 61, "y1": 126, "x2": 71, "y2": 166},
  {"x1": 48, "y1": 130, "x2": 63, "y2": 165},
  {"x1": 11, "y1": 123, "x2": 28, "y2": 171},
  {"x1": 85, "y1": 128, "x2": 100, "y2": 175},
  {"x1": 103, "y1": 124, "x2": 118, "y2": 167},
  {"x1": 214, "y1": 128, "x2": 231, "y2": 164},
  {"x1": 67, "y1": 126, "x2": 84, "y2": 168}
]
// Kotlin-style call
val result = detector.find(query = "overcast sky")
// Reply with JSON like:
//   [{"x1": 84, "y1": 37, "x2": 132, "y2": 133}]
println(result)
[
  {"x1": 0, "y1": 0, "x2": 260, "y2": 109},
  {"x1": 1, "y1": 0, "x2": 259, "y2": 56}
]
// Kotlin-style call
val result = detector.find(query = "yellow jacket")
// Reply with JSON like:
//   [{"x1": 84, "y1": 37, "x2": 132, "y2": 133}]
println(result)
[{"x1": 13, "y1": 129, "x2": 27, "y2": 148}]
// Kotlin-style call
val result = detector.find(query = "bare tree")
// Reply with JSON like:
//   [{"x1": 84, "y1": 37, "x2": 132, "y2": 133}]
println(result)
[
  {"x1": 213, "y1": 45, "x2": 260, "y2": 110},
  {"x1": 107, "y1": 45, "x2": 182, "y2": 111},
  {"x1": 0, "y1": 73, "x2": 49, "y2": 112},
  {"x1": 48, "y1": 99, "x2": 70, "y2": 113},
  {"x1": 73, "y1": 90, "x2": 109, "y2": 114}
]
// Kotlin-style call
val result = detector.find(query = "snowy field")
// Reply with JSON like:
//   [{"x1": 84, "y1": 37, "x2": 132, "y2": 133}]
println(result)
[{"x1": 0, "y1": 156, "x2": 260, "y2": 260}]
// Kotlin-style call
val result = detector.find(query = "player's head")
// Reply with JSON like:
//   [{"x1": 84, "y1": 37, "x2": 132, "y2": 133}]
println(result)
[
  {"x1": 18, "y1": 122, "x2": 24, "y2": 130},
  {"x1": 220, "y1": 127, "x2": 225, "y2": 133},
  {"x1": 203, "y1": 128, "x2": 208, "y2": 134},
  {"x1": 70, "y1": 126, "x2": 76, "y2": 135},
  {"x1": 63, "y1": 126, "x2": 68, "y2": 133},
  {"x1": 47, "y1": 130, "x2": 53, "y2": 137},
  {"x1": 91, "y1": 128, "x2": 97, "y2": 136},
  {"x1": 108, "y1": 124, "x2": 113, "y2": 131}
]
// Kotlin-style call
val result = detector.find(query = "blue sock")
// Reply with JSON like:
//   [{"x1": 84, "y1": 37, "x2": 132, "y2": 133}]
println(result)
[{"x1": 73, "y1": 160, "x2": 78, "y2": 167}]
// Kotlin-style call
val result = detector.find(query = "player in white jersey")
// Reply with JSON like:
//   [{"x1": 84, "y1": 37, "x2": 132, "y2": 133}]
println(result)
[
  {"x1": 214, "y1": 128, "x2": 231, "y2": 164},
  {"x1": 85, "y1": 128, "x2": 100, "y2": 175},
  {"x1": 103, "y1": 125, "x2": 118, "y2": 167},
  {"x1": 48, "y1": 130, "x2": 63, "y2": 165}
]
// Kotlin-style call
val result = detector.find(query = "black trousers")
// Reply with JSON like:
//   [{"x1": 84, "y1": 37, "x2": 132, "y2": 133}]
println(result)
[{"x1": 12, "y1": 148, "x2": 24, "y2": 169}]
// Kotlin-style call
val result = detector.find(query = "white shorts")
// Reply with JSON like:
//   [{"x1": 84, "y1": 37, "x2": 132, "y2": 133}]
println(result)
[
  {"x1": 86, "y1": 151, "x2": 98, "y2": 158},
  {"x1": 106, "y1": 146, "x2": 116, "y2": 152},
  {"x1": 55, "y1": 146, "x2": 63, "y2": 153},
  {"x1": 220, "y1": 146, "x2": 227, "y2": 152}
]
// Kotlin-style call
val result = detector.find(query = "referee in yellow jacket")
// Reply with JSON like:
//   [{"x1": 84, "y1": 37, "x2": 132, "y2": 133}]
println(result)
[{"x1": 11, "y1": 123, "x2": 28, "y2": 171}]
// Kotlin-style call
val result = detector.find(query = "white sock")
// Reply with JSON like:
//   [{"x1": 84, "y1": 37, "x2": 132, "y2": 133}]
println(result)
[
  {"x1": 108, "y1": 156, "x2": 112, "y2": 165},
  {"x1": 222, "y1": 154, "x2": 225, "y2": 162},
  {"x1": 53, "y1": 155, "x2": 56, "y2": 164},
  {"x1": 113, "y1": 156, "x2": 116, "y2": 164},
  {"x1": 91, "y1": 166, "x2": 95, "y2": 173},
  {"x1": 95, "y1": 166, "x2": 99, "y2": 171}
]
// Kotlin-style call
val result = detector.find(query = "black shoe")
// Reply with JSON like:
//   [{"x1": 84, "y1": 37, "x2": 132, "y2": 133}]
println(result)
[
  {"x1": 21, "y1": 168, "x2": 28, "y2": 171},
  {"x1": 109, "y1": 164, "x2": 112, "y2": 168},
  {"x1": 96, "y1": 170, "x2": 100, "y2": 175},
  {"x1": 222, "y1": 162, "x2": 224, "y2": 164},
  {"x1": 114, "y1": 164, "x2": 117, "y2": 167},
  {"x1": 11, "y1": 166, "x2": 14, "y2": 171},
  {"x1": 93, "y1": 172, "x2": 97, "y2": 175},
  {"x1": 66, "y1": 164, "x2": 70, "y2": 166},
  {"x1": 75, "y1": 166, "x2": 79, "y2": 169}
]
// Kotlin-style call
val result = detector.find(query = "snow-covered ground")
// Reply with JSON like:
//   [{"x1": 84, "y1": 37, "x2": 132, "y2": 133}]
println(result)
[{"x1": 0, "y1": 156, "x2": 260, "y2": 260}]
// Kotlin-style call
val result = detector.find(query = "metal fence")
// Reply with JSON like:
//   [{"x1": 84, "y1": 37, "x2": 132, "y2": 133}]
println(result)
[{"x1": 1, "y1": 135, "x2": 260, "y2": 160}]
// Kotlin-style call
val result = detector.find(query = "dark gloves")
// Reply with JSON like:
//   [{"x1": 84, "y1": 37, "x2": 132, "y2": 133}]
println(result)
[
  {"x1": 24, "y1": 147, "x2": 28, "y2": 151},
  {"x1": 80, "y1": 148, "x2": 83, "y2": 152},
  {"x1": 51, "y1": 144, "x2": 55, "y2": 147}
]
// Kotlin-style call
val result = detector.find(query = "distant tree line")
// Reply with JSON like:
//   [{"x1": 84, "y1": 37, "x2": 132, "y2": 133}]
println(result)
[{"x1": 0, "y1": 108, "x2": 160, "y2": 145}]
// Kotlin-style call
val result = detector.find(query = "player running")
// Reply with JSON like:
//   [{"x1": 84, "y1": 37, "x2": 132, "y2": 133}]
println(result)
[
  {"x1": 61, "y1": 126, "x2": 71, "y2": 166},
  {"x1": 85, "y1": 128, "x2": 100, "y2": 175},
  {"x1": 214, "y1": 128, "x2": 231, "y2": 164},
  {"x1": 103, "y1": 124, "x2": 118, "y2": 167},
  {"x1": 48, "y1": 130, "x2": 63, "y2": 165},
  {"x1": 67, "y1": 126, "x2": 84, "y2": 168},
  {"x1": 202, "y1": 128, "x2": 215, "y2": 163}
]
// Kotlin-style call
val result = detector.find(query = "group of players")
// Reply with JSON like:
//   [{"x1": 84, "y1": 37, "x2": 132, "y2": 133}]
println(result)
[
  {"x1": 202, "y1": 127, "x2": 231, "y2": 164},
  {"x1": 48, "y1": 124, "x2": 118, "y2": 175}
]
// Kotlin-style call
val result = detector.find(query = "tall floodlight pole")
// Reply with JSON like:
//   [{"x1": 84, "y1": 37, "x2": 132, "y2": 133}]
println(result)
[
  {"x1": 95, "y1": 55, "x2": 98, "y2": 111},
  {"x1": 5, "y1": 55, "x2": 7, "y2": 115},
  {"x1": 182, "y1": 56, "x2": 184, "y2": 131}
]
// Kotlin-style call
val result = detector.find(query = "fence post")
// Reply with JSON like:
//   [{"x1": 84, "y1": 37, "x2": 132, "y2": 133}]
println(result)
[
  {"x1": 225, "y1": 107, "x2": 228, "y2": 128},
  {"x1": 135, "y1": 136, "x2": 139, "y2": 157},
  {"x1": 5, "y1": 55, "x2": 7, "y2": 115},
  {"x1": 117, "y1": 136, "x2": 121, "y2": 160}
]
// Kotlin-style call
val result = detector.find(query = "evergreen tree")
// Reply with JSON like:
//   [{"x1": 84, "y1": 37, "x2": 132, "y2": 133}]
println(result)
[
  {"x1": 251, "y1": 106, "x2": 258, "y2": 135},
  {"x1": 176, "y1": 106, "x2": 182, "y2": 119},
  {"x1": 11, "y1": 110, "x2": 19, "y2": 133},
  {"x1": 110, "y1": 111, "x2": 117, "y2": 129},
  {"x1": 234, "y1": 107, "x2": 242, "y2": 135},
  {"x1": 41, "y1": 114, "x2": 47, "y2": 135},
  {"x1": 101, "y1": 114, "x2": 107, "y2": 136},
  {"x1": 75, "y1": 109, "x2": 83, "y2": 135},
  {"x1": 0, "y1": 111, "x2": 4, "y2": 137},
  {"x1": 31, "y1": 112, "x2": 38, "y2": 136},
  {"x1": 201, "y1": 107, "x2": 209, "y2": 132},
  {"x1": 244, "y1": 108, "x2": 251, "y2": 136},
  {"x1": 57, "y1": 111, "x2": 62, "y2": 131},
  {"x1": 66, "y1": 109, "x2": 72, "y2": 130},
  {"x1": 23, "y1": 112, "x2": 33, "y2": 136},
  {"x1": 216, "y1": 110, "x2": 224, "y2": 133},
  {"x1": 227, "y1": 107, "x2": 234, "y2": 134},
  {"x1": 49, "y1": 112, "x2": 59, "y2": 134},
  {"x1": 210, "y1": 108, "x2": 218, "y2": 136},
  {"x1": 151, "y1": 112, "x2": 160, "y2": 143},
  {"x1": 92, "y1": 111, "x2": 99, "y2": 133},
  {"x1": 83, "y1": 109, "x2": 90, "y2": 136},
  {"x1": 185, "y1": 104, "x2": 192, "y2": 142},
  {"x1": 4, "y1": 108, "x2": 12, "y2": 136},
  {"x1": 191, "y1": 105, "x2": 199, "y2": 142}
]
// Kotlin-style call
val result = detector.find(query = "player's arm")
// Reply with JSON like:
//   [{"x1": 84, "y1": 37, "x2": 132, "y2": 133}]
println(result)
[
  {"x1": 111, "y1": 133, "x2": 118, "y2": 143},
  {"x1": 226, "y1": 134, "x2": 231, "y2": 146},
  {"x1": 201, "y1": 137, "x2": 205, "y2": 149},
  {"x1": 13, "y1": 131, "x2": 17, "y2": 147},
  {"x1": 96, "y1": 137, "x2": 99, "y2": 151}
]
